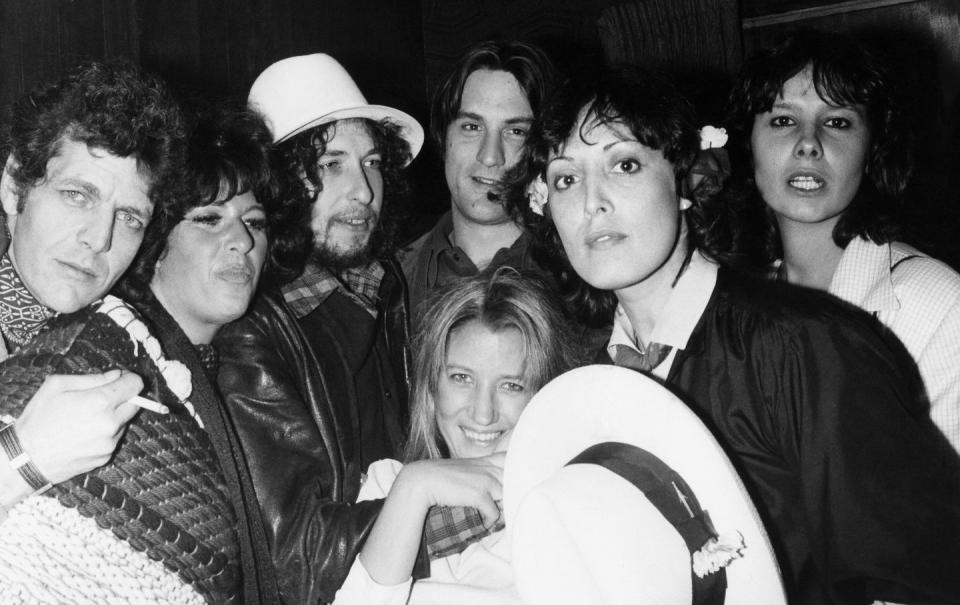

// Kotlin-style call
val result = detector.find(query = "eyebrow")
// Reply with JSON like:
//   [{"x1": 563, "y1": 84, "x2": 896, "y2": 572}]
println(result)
[
  {"x1": 455, "y1": 111, "x2": 533, "y2": 125},
  {"x1": 60, "y1": 178, "x2": 101, "y2": 199}
]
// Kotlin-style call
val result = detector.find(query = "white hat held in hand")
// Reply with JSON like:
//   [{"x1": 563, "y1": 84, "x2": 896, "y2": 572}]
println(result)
[
  {"x1": 503, "y1": 365, "x2": 787, "y2": 605},
  {"x1": 248, "y1": 53, "x2": 424, "y2": 161}
]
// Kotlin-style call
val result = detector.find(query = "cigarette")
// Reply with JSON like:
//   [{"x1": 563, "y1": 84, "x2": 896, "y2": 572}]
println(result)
[{"x1": 130, "y1": 395, "x2": 169, "y2": 415}]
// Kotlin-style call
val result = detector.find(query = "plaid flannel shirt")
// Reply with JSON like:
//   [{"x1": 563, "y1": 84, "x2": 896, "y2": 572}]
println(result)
[
  {"x1": 424, "y1": 502, "x2": 505, "y2": 560},
  {"x1": 281, "y1": 260, "x2": 385, "y2": 319}
]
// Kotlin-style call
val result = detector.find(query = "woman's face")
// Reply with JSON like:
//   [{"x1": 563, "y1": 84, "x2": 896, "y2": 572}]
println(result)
[
  {"x1": 546, "y1": 112, "x2": 684, "y2": 294},
  {"x1": 750, "y1": 65, "x2": 871, "y2": 231},
  {"x1": 435, "y1": 321, "x2": 532, "y2": 459},
  {"x1": 151, "y1": 191, "x2": 268, "y2": 343}
]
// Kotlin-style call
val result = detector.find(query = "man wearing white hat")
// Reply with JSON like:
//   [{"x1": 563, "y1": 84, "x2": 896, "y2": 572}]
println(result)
[{"x1": 215, "y1": 53, "x2": 430, "y2": 604}]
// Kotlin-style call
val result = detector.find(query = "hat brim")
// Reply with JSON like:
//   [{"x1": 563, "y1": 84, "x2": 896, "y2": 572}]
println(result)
[
  {"x1": 274, "y1": 104, "x2": 424, "y2": 163},
  {"x1": 503, "y1": 365, "x2": 787, "y2": 604}
]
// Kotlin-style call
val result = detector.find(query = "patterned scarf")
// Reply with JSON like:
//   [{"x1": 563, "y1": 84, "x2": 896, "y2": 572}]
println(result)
[{"x1": 0, "y1": 254, "x2": 54, "y2": 349}]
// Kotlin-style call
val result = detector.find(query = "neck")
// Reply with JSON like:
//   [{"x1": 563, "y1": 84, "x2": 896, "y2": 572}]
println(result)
[
  {"x1": 777, "y1": 218, "x2": 843, "y2": 291},
  {"x1": 615, "y1": 223, "x2": 690, "y2": 347},
  {"x1": 150, "y1": 285, "x2": 216, "y2": 345},
  {"x1": 449, "y1": 209, "x2": 521, "y2": 271}
]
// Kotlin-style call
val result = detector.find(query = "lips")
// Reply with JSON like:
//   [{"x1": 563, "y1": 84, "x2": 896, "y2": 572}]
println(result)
[
  {"x1": 787, "y1": 172, "x2": 825, "y2": 192},
  {"x1": 333, "y1": 210, "x2": 376, "y2": 229},
  {"x1": 585, "y1": 229, "x2": 626, "y2": 248},
  {"x1": 57, "y1": 259, "x2": 98, "y2": 281},
  {"x1": 460, "y1": 427, "x2": 504, "y2": 445},
  {"x1": 471, "y1": 176, "x2": 500, "y2": 187},
  {"x1": 216, "y1": 263, "x2": 253, "y2": 284}
]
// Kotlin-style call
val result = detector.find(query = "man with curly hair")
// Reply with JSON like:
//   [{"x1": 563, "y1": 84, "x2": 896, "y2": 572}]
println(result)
[
  {"x1": 215, "y1": 54, "x2": 428, "y2": 603},
  {"x1": 0, "y1": 60, "x2": 187, "y2": 514}
]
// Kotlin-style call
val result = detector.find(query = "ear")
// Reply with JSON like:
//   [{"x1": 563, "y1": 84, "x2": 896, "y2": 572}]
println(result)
[{"x1": 1, "y1": 155, "x2": 21, "y2": 235}]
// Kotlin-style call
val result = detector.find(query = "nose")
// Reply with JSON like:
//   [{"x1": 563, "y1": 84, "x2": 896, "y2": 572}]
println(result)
[
  {"x1": 348, "y1": 164, "x2": 374, "y2": 206},
  {"x1": 225, "y1": 218, "x2": 255, "y2": 254},
  {"x1": 793, "y1": 125, "x2": 823, "y2": 160},
  {"x1": 470, "y1": 387, "x2": 499, "y2": 426},
  {"x1": 477, "y1": 130, "x2": 505, "y2": 168},
  {"x1": 78, "y1": 207, "x2": 115, "y2": 253},
  {"x1": 583, "y1": 177, "x2": 611, "y2": 216}
]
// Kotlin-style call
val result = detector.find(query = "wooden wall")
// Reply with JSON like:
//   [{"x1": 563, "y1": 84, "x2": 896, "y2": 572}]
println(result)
[
  {"x1": 0, "y1": 0, "x2": 426, "y2": 130},
  {"x1": 1, "y1": 0, "x2": 957, "y2": 260}
]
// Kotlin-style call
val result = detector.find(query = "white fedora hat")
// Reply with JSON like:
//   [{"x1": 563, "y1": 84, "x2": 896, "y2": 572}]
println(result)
[
  {"x1": 503, "y1": 365, "x2": 787, "y2": 605},
  {"x1": 248, "y1": 53, "x2": 424, "y2": 161}
]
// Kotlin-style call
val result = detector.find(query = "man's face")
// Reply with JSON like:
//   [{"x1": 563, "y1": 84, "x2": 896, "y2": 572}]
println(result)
[
  {"x1": 308, "y1": 119, "x2": 383, "y2": 269},
  {"x1": 444, "y1": 69, "x2": 533, "y2": 227},
  {"x1": 1, "y1": 140, "x2": 153, "y2": 313}
]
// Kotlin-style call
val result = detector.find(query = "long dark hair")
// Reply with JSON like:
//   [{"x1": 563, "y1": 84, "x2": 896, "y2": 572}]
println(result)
[
  {"x1": 118, "y1": 103, "x2": 311, "y2": 301},
  {"x1": 505, "y1": 65, "x2": 746, "y2": 326},
  {"x1": 726, "y1": 28, "x2": 911, "y2": 262},
  {"x1": 278, "y1": 117, "x2": 412, "y2": 259}
]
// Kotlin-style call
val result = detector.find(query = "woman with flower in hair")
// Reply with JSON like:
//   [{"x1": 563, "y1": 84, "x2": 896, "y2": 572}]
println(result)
[
  {"x1": 334, "y1": 268, "x2": 582, "y2": 605},
  {"x1": 504, "y1": 63, "x2": 960, "y2": 605},
  {"x1": 0, "y1": 105, "x2": 309, "y2": 603},
  {"x1": 726, "y1": 28, "x2": 960, "y2": 454}
]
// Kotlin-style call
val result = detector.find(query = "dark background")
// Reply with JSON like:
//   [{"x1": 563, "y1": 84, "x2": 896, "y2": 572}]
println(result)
[{"x1": 2, "y1": 0, "x2": 958, "y2": 265}]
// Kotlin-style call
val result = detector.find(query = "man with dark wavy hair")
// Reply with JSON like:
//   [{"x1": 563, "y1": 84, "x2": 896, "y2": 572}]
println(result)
[
  {"x1": 400, "y1": 39, "x2": 557, "y2": 323},
  {"x1": 216, "y1": 53, "x2": 427, "y2": 604},
  {"x1": 0, "y1": 60, "x2": 186, "y2": 515}
]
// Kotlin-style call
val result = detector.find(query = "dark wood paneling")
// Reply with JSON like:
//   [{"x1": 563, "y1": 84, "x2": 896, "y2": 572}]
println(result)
[{"x1": 0, "y1": 0, "x2": 140, "y2": 125}]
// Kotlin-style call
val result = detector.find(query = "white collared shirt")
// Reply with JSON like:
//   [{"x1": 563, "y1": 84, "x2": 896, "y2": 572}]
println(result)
[
  {"x1": 829, "y1": 236, "x2": 960, "y2": 453},
  {"x1": 607, "y1": 251, "x2": 718, "y2": 380}
]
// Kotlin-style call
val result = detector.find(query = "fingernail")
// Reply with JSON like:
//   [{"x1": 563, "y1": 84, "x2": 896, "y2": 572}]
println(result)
[{"x1": 103, "y1": 368, "x2": 122, "y2": 380}]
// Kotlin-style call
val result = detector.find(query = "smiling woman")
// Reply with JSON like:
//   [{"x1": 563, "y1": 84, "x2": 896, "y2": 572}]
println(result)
[{"x1": 332, "y1": 268, "x2": 582, "y2": 605}]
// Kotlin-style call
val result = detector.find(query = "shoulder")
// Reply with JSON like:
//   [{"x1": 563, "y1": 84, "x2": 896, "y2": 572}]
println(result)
[
  {"x1": 712, "y1": 268, "x2": 892, "y2": 347},
  {"x1": 887, "y1": 241, "x2": 960, "y2": 305},
  {"x1": 397, "y1": 212, "x2": 449, "y2": 274},
  {"x1": 17, "y1": 298, "x2": 139, "y2": 361}
]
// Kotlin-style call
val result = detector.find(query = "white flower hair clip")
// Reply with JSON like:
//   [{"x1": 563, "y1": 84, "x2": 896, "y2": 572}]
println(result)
[
  {"x1": 699, "y1": 125, "x2": 728, "y2": 150},
  {"x1": 527, "y1": 175, "x2": 548, "y2": 217}
]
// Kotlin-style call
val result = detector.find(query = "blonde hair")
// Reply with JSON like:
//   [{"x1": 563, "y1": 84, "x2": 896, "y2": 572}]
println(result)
[{"x1": 404, "y1": 267, "x2": 581, "y2": 461}]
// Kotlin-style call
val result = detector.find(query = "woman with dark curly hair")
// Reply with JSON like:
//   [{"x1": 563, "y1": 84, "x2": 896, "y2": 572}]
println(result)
[
  {"x1": 504, "y1": 64, "x2": 960, "y2": 605},
  {"x1": 726, "y1": 28, "x2": 960, "y2": 454},
  {"x1": 0, "y1": 104, "x2": 308, "y2": 603}
]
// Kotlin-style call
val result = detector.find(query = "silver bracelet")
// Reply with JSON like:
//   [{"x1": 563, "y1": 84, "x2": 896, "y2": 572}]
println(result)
[{"x1": 0, "y1": 419, "x2": 53, "y2": 495}]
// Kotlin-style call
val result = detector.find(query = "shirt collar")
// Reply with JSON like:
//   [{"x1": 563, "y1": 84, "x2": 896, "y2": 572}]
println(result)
[
  {"x1": 607, "y1": 250, "x2": 718, "y2": 356},
  {"x1": 829, "y1": 236, "x2": 900, "y2": 314},
  {"x1": 282, "y1": 259, "x2": 385, "y2": 318},
  {"x1": 0, "y1": 252, "x2": 55, "y2": 349}
]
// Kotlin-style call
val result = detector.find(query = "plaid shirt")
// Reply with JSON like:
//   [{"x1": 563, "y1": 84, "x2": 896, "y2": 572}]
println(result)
[
  {"x1": 424, "y1": 502, "x2": 505, "y2": 560},
  {"x1": 281, "y1": 260, "x2": 385, "y2": 319}
]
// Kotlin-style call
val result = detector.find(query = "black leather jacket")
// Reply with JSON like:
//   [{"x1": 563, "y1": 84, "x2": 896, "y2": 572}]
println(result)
[{"x1": 215, "y1": 258, "x2": 412, "y2": 604}]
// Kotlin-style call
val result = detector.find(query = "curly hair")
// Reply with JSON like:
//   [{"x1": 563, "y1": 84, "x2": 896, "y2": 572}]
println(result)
[
  {"x1": 277, "y1": 117, "x2": 411, "y2": 260},
  {"x1": 430, "y1": 39, "x2": 557, "y2": 152},
  {"x1": 2, "y1": 59, "x2": 186, "y2": 217},
  {"x1": 503, "y1": 65, "x2": 746, "y2": 326},
  {"x1": 404, "y1": 267, "x2": 582, "y2": 461},
  {"x1": 117, "y1": 104, "x2": 312, "y2": 301},
  {"x1": 725, "y1": 28, "x2": 911, "y2": 263}
]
